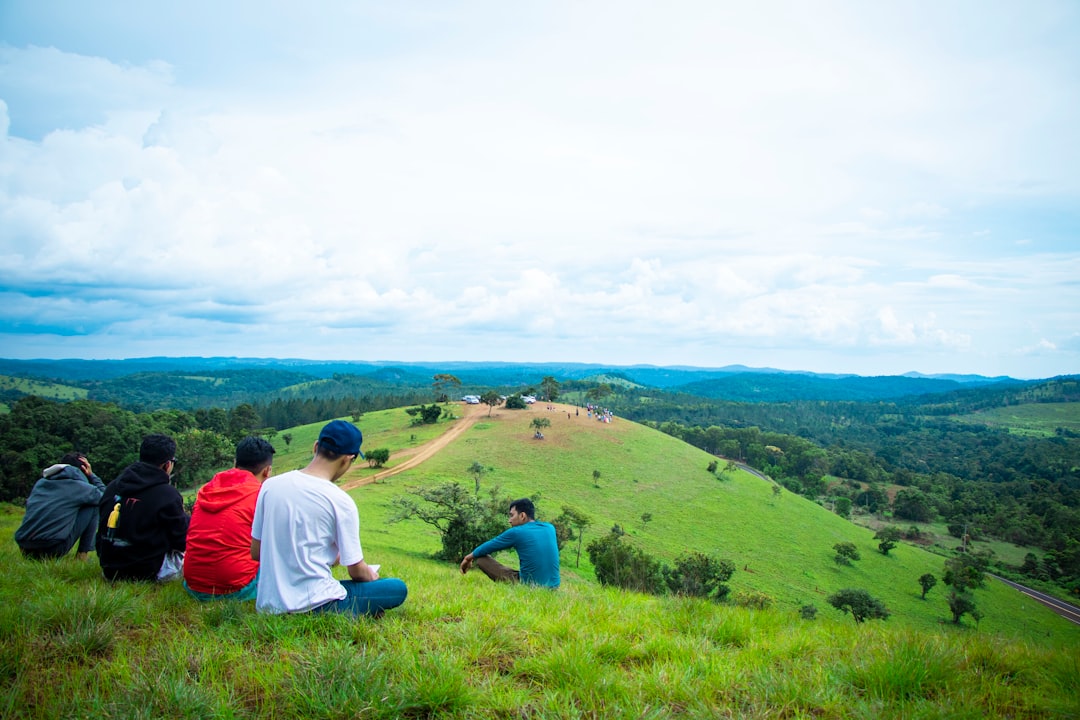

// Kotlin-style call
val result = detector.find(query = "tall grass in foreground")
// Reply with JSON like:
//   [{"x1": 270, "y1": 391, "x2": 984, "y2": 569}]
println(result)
[{"x1": 2, "y1": 511, "x2": 1077, "y2": 719}]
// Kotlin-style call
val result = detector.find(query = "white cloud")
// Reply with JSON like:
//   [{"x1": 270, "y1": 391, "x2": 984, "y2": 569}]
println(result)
[{"x1": 0, "y1": 1, "x2": 1077, "y2": 378}]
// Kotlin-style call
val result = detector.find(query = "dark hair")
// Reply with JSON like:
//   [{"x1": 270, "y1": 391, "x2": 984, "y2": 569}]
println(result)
[
  {"x1": 235, "y1": 436, "x2": 275, "y2": 472},
  {"x1": 314, "y1": 442, "x2": 350, "y2": 462},
  {"x1": 140, "y1": 433, "x2": 177, "y2": 466},
  {"x1": 510, "y1": 498, "x2": 536, "y2": 519},
  {"x1": 59, "y1": 452, "x2": 86, "y2": 467}
]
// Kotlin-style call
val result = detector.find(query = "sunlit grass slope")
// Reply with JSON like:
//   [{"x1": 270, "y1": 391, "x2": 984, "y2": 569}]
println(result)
[
  {"x1": 1, "y1": 507, "x2": 1078, "y2": 719},
  {"x1": 340, "y1": 403, "x2": 1078, "y2": 647},
  {"x1": 3, "y1": 403, "x2": 1078, "y2": 718}
]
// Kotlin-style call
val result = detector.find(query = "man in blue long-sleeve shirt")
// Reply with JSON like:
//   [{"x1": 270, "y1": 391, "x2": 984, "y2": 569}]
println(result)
[{"x1": 460, "y1": 498, "x2": 560, "y2": 588}]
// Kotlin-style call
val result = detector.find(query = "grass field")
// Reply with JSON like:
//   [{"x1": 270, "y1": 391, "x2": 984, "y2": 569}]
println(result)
[
  {"x1": 3, "y1": 403, "x2": 1079, "y2": 718},
  {"x1": 0, "y1": 375, "x2": 88, "y2": 402},
  {"x1": 954, "y1": 401, "x2": 1080, "y2": 437}
]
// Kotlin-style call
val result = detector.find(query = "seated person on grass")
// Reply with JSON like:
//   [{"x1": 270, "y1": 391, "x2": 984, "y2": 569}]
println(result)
[
  {"x1": 183, "y1": 436, "x2": 275, "y2": 601},
  {"x1": 97, "y1": 434, "x2": 188, "y2": 582},
  {"x1": 15, "y1": 452, "x2": 106, "y2": 561},
  {"x1": 460, "y1": 498, "x2": 560, "y2": 588},
  {"x1": 250, "y1": 420, "x2": 408, "y2": 617}
]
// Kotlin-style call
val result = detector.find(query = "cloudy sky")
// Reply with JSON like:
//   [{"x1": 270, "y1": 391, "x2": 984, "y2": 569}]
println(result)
[{"x1": 1, "y1": 1, "x2": 1078, "y2": 379}]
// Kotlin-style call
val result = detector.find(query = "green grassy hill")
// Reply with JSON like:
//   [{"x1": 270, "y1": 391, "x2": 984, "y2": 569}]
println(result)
[
  {"x1": 0, "y1": 375, "x2": 87, "y2": 403},
  {"x1": 2, "y1": 403, "x2": 1079, "y2": 718},
  {"x1": 331, "y1": 403, "x2": 1077, "y2": 646},
  {"x1": 955, "y1": 401, "x2": 1080, "y2": 437}
]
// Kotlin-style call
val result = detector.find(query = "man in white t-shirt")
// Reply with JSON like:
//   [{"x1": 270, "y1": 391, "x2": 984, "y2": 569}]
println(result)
[{"x1": 250, "y1": 420, "x2": 407, "y2": 617}]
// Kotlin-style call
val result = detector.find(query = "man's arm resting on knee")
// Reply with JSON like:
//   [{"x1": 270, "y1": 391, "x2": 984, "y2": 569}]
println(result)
[
  {"x1": 460, "y1": 552, "x2": 476, "y2": 574},
  {"x1": 347, "y1": 560, "x2": 379, "y2": 582}
]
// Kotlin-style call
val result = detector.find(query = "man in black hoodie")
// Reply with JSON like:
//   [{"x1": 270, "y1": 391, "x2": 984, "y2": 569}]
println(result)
[
  {"x1": 15, "y1": 452, "x2": 106, "y2": 560},
  {"x1": 97, "y1": 434, "x2": 189, "y2": 582}
]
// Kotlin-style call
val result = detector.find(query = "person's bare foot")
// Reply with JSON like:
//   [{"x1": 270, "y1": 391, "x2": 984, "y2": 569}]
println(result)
[{"x1": 76, "y1": 552, "x2": 89, "y2": 561}]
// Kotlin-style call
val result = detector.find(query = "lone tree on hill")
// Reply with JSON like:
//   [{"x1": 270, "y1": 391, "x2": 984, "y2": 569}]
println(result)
[
  {"x1": 874, "y1": 526, "x2": 903, "y2": 555},
  {"x1": 479, "y1": 390, "x2": 503, "y2": 416},
  {"x1": 592, "y1": 469, "x2": 602, "y2": 488},
  {"x1": 918, "y1": 573, "x2": 938, "y2": 600},
  {"x1": 365, "y1": 448, "x2": 390, "y2": 468},
  {"x1": 540, "y1": 376, "x2": 560, "y2": 402},
  {"x1": 467, "y1": 461, "x2": 489, "y2": 495},
  {"x1": 530, "y1": 417, "x2": 551, "y2": 437},
  {"x1": 833, "y1": 542, "x2": 861, "y2": 566},
  {"x1": 827, "y1": 588, "x2": 890, "y2": 623},
  {"x1": 554, "y1": 505, "x2": 593, "y2": 567},
  {"x1": 942, "y1": 552, "x2": 989, "y2": 624}
]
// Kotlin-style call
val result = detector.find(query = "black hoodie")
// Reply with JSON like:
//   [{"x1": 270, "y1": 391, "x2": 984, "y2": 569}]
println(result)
[{"x1": 97, "y1": 461, "x2": 189, "y2": 581}]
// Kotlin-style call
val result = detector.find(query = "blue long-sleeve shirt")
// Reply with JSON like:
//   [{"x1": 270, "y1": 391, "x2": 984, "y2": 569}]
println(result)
[{"x1": 472, "y1": 521, "x2": 560, "y2": 588}]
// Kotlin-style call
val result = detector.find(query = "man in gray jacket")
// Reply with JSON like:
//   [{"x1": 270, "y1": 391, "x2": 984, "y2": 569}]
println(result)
[{"x1": 15, "y1": 452, "x2": 106, "y2": 560}]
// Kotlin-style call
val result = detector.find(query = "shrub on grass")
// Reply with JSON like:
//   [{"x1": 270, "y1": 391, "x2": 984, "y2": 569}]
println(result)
[
  {"x1": 827, "y1": 588, "x2": 890, "y2": 623},
  {"x1": 586, "y1": 530, "x2": 664, "y2": 594},
  {"x1": 731, "y1": 589, "x2": 774, "y2": 610},
  {"x1": 833, "y1": 541, "x2": 860, "y2": 565},
  {"x1": 662, "y1": 552, "x2": 736, "y2": 601}
]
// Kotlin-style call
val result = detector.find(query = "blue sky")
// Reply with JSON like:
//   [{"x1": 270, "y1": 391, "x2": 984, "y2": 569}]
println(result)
[{"x1": 1, "y1": 1, "x2": 1078, "y2": 379}]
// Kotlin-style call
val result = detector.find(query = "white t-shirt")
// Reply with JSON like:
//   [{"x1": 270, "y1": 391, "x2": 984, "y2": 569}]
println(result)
[{"x1": 251, "y1": 469, "x2": 364, "y2": 613}]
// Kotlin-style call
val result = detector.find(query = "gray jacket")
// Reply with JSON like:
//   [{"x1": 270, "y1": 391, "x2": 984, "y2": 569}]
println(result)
[{"x1": 14, "y1": 464, "x2": 106, "y2": 546}]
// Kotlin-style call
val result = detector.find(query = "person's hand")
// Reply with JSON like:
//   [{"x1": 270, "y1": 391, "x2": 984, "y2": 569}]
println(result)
[
  {"x1": 460, "y1": 553, "x2": 474, "y2": 574},
  {"x1": 80, "y1": 459, "x2": 93, "y2": 478}
]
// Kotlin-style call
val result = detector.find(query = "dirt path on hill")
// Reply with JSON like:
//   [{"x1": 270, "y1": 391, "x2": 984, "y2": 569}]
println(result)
[{"x1": 338, "y1": 401, "x2": 489, "y2": 491}]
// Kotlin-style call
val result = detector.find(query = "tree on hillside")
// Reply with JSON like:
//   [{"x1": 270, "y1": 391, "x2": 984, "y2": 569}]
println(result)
[
  {"x1": 505, "y1": 394, "x2": 528, "y2": 410},
  {"x1": 833, "y1": 542, "x2": 861, "y2": 566},
  {"x1": 586, "y1": 383, "x2": 613, "y2": 403},
  {"x1": 174, "y1": 428, "x2": 234, "y2": 489},
  {"x1": 554, "y1": 505, "x2": 593, "y2": 567},
  {"x1": 874, "y1": 526, "x2": 903, "y2": 555},
  {"x1": 366, "y1": 448, "x2": 390, "y2": 468},
  {"x1": 893, "y1": 488, "x2": 934, "y2": 522},
  {"x1": 389, "y1": 482, "x2": 508, "y2": 562},
  {"x1": 467, "y1": 460, "x2": 490, "y2": 495},
  {"x1": 433, "y1": 374, "x2": 461, "y2": 403},
  {"x1": 834, "y1": 496, "x2": 852, "y2": 518},
  {"x1": 592, "y1": 469, "x2": 602, "y2": 488},
  {"x1": 480, "y1": 390, "x2": 503, "y2": 416},
  {"x1": 942, "y1": 552, "x2": 989, "y2": 624},
  {"x1": 918, "y1": 573, "x2": 938, "y2": 600},
  {"x1": 662, "y1": 552, "x2": 736, "y2": 602},
  {"x1": 530, "y1": 417, "x2": 550, "y2": 438},
  {"x1": 405, "y1": 403, "x2": 443, "y2": 425},
  {"x1": 827, "y1": 588, "x2": 890, "y2": 623},
  {"x1": 540, "y1": 376, "x2": 560, "y2": 402},
  {"x1": 587, "y1": 529, "x2": 664, "y2": 594},
  {"x1": 282, "y1": 432, "x2": 293, "y2": 447},
  {"x1": 227, "y1": 403, "x2": 261, "y2": 441}
]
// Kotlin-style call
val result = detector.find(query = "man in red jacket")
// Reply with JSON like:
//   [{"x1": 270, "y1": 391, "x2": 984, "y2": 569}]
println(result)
[{"x1": 183, "y1": 436, "x2": 275, "y2": 601}]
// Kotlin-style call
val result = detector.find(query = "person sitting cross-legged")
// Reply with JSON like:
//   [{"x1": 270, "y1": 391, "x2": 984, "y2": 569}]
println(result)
[
  {"x1": 250, "y1": 420, "x2": 407, "y2": 617},
  {"x1": 459, "y1": 498, "x2": 560, "y2": 589},
  {"x1": 183, "y1": 436, "x2": 275, "y2": 601},
  {"x1": 97, "y1": 434, "x2": 188, "y2": 582}
]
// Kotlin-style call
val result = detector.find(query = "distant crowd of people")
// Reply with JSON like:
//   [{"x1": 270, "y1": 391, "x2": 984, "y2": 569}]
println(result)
[{"x1": 14, "y1": 419, "x2": 560, "y2": 618}]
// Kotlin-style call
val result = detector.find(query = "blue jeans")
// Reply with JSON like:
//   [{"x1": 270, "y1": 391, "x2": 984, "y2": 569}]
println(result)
[
  {"x1": 184, "y1": 573, "x2": 258, "y2": 602},
  {"x1": 313, "y1": 578, "x2": 408, "y2": 617}
]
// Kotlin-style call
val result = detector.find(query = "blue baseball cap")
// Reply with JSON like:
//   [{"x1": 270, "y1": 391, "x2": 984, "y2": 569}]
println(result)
[{"x1": 318, "y1": 420, "x2": 364, "y2": 459}]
